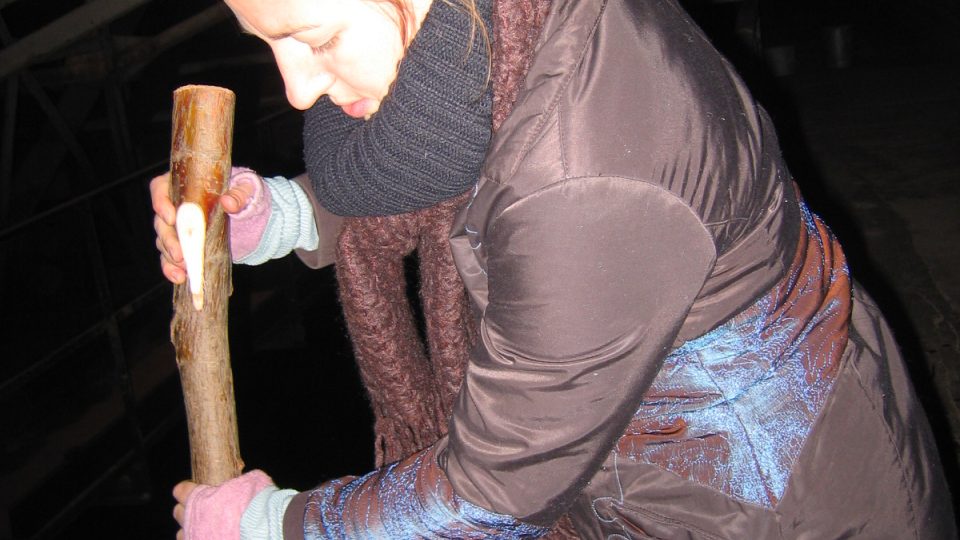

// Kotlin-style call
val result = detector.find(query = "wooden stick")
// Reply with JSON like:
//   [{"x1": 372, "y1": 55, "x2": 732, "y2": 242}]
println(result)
[{"x1": 169, "y1": 84, "x2": 243, "y2": 485}]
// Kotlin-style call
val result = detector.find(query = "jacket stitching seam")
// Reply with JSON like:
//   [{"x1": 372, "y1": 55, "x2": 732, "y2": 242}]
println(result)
[
  {"x1": 558, "y1": 101, "x2": 569, "y2": 177},
  {"x1": 493, "y1": 174, "x2": 717, "y2": 263},
  {"x1": 504, "y1": 0, "x2": 609, "y2": 182},
  {"x1": 596, "y1": 453, "x2": 729, "y2": 540}
]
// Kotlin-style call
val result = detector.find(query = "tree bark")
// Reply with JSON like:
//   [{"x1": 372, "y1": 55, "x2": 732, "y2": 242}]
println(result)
[{"x1": 169, "y1": 85, "x2": 242, "y2": 486}]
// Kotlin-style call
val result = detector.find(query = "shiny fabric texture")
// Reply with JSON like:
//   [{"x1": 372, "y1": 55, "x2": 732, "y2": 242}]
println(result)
[
  {"x1": 439, "y1": 0, "x2": 954, "y2": 536},
  {"x1": 302, "y1": 446, "x2": 549, "y2": 539},
  {"x1": 286, "y1": 0, "x2": 955, "y2": 536},
  {"x1": 446, "y1": 0, "x2": 799, "y2": 525},
  {"x1": 621, "y1": 202, "x2": 851, "y2": 507},
  {"x1": 448, "y1": 176, "x2": 716, "y2": 526},
  {"x1": 571, "y1": 286, "x2": 956, "y2": 539}
]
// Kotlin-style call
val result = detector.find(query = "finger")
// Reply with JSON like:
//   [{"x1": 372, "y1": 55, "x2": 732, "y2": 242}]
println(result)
[
  {"x1": 173, "y1": 480, "x2": 197, "y2": 503},
  {"x1": 155, "y1": 225, "x2": 183, "y2": 282},
  {"x1": 156, "y1": 228, "x2": 186, "y2": 284},
  {"x1": 220, "y1": 181, "x2": 255, "y2": 214},
  {"x1": 155, "y1": 236, "x2": 185, "y2": 271},
  {"x1": 173, "y1": 503, "x2": 185, "y2": 525},
  {"x1": 162, "y1": 256, "x2": 186, "y2": 284},
  {"x1": 177, "y1": 530, "x2": 184, "y2": 540},
  {"x1": 154, "y1": 215, "x2": 183, "y2": 263},
  {"x1": 150, "y1": 173, "x2": 176, "y2": 225},
  {"x1": 164, "y1": 231, "x2": 183, "y2": 264},
  {"x1": 155, "y1": 237, "x2": 171, "y2": 265}
]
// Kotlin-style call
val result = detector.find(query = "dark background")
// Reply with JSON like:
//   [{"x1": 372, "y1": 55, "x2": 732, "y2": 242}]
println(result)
[{"x1": 0, "y1": 0, "x2": 958, "y2": 538}]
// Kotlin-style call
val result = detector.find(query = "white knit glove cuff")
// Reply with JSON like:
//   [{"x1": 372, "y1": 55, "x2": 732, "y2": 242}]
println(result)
[
  {"x1": 239, "y1": 486, "x2": 298, "y2": 540},
  {"x1": 235, "y1": 176, "x2": 320, "y2": 265}
]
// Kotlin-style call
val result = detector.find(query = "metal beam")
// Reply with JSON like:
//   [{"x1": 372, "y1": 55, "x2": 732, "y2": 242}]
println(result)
[
  {"x1": 0, "y1": 14, "x2": 95, "y2": 225},
  {"x1": 120, "y1": 3, "x2": 231, "y2": 78},
  {"x1": 0, "y1": 0, "x2": 153, "y2": 80},
  {"x1": 1, "y1": 74, "x2": 16, "y2": 221},
  {"x1": 0, "y1": 14, "x2": 97, "y2": 184},
  {"x1": 98, "y1": 29, "x2": 137, "y2": 173},
  {"x1": 6, "y1": 5, "x2": 231, "y2": 86}
]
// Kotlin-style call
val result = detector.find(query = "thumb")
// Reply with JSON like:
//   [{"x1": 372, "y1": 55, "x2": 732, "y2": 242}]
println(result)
[{"x1": 220, "y1": 181, "x2": 256, "y2": 214}]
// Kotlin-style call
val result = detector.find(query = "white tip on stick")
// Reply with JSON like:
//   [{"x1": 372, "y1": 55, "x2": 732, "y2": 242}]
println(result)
[{"x1": 176, "y1": 202, "x2": 206, "y2": 311}]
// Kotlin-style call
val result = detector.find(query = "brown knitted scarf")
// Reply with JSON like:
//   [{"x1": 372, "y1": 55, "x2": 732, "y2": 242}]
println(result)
[{"x1": 333, "y1": 0, "x2": 576, "y2": 536}]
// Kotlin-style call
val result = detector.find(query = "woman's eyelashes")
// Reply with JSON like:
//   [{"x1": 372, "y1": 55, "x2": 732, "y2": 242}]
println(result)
[{"x1": 311, "y1": 35, "x2": 340, "y2": 55}]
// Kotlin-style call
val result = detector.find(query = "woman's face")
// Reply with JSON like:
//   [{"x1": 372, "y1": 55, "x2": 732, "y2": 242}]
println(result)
[{"x1": 225, "y1": 0, "x2": 422, "y2": 117}]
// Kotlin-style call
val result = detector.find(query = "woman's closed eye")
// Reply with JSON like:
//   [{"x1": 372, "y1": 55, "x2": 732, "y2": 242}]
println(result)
[{"x1": 311, "y1": 35, "x2": 340, "y2": 55}]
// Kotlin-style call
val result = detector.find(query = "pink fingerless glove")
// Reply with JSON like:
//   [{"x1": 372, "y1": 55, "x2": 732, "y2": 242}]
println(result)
[
  {"x1": 228, "y1": 167, "x2": 272, "y2": 261},
  {"x1": 183, "y1": 469, "x2": 274, "y2": 540}
]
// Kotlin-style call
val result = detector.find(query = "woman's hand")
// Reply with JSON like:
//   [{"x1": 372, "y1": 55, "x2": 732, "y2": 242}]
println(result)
[
  {"x1": 151, "y1": 170, "x2": 261, "y2": 284},
  {"x1": 151, "y1": 172, "x2": 186, "y2": 284},
  {"x1": 173, "y1": 480, "x2": 199, "y2": 540},
  {"x1": 172, "y1": 480, "x2": 199, "y2": 540},
  {"x1": 170, "y1": 471, "x2": 275, "y2": 540}
]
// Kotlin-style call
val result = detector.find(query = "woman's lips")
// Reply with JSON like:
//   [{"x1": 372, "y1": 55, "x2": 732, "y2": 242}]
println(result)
[{"x1": 341, "y1": 99, "x2": 373, "y2": 119}]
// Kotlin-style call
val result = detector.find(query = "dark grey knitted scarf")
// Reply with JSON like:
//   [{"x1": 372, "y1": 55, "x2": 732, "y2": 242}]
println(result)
[{"x1": 303, "y1": 0, "x2": 493, "y2": 217}]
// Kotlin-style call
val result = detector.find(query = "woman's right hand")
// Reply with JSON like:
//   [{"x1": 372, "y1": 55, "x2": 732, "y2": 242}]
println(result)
[{"x1": 151, "y1": 170, "x2": 261, "y2": 284}]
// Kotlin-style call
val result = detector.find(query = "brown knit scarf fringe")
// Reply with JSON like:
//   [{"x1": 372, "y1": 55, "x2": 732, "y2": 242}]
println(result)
[{"x1": 333, "y1": 0, "x2": 577, "y2": 536}]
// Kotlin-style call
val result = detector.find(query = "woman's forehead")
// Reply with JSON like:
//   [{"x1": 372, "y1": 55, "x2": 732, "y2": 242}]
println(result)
[{"x1": 225, "y1": 0, "x2": 342, "y2": 38}]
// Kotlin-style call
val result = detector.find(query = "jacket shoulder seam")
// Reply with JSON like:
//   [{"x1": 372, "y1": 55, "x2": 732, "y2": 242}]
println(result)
[
  {"x1": 493, "y1": 174, "x2": 717, "y2": 258},
  {"x1": 502, "y1": 0, "x2": 609, "y2": 183}
]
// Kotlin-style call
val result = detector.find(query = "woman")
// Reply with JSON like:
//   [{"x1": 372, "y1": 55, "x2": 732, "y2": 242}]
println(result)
[{"x1": 154, "y1": 0, "x2": 957, "y2": 537}]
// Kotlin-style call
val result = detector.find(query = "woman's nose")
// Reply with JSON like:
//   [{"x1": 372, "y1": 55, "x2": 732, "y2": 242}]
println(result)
[{"x1": 272, "y1": 45, "x2": 334, "y2": 110}]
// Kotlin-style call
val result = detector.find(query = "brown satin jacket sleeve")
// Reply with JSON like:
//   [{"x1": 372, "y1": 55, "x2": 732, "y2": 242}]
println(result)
[
  {"x1": 442, "y1": 176, "x2": 717, "y2": 526},
  {"x1": 292, "y1": 173, "x2": 343, "y2": 270}
]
